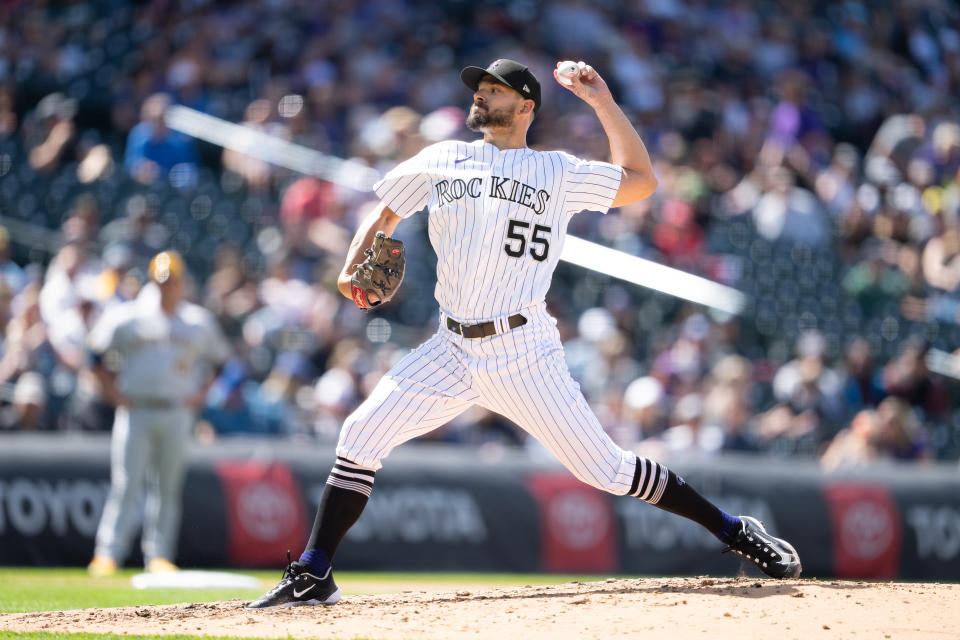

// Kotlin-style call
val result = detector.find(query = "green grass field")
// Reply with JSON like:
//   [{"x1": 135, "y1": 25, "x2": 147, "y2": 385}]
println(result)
[{"x1": 0, "y1": 567, "x2": 607, "y2": 640}]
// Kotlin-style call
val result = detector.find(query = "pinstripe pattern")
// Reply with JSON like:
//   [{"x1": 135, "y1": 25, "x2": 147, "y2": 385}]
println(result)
[
  {"x1": 336, "y1": 333, "x2": 477, "y2": 469},
  {"x1": 345, "y1": 138, "x2": 641, "y2": 497},
  {"x1": 373, "y1": 141, "x2": 621, "y2": 323},
  {"x1": 336, "y1": 303, "x2": 638, "y2": 495}
]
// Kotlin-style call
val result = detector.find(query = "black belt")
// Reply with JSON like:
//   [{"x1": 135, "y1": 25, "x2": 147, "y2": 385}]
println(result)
[{"x1": 446, "y1": 314, "x2": 527, "y2": 339}]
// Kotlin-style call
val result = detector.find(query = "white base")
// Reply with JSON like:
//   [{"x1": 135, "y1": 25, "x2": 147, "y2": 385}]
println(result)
[{"x1": 131, "y1": 570, "x2": 262, "y2": 590}]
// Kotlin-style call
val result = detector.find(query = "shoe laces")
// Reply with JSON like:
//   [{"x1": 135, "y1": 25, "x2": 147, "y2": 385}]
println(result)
[
  {"x1": 268, "y1": 551, "x2": 304, "y2": 594},
  {"x1": 722, "y1": 522, "x2": 776, "y2": 561}
]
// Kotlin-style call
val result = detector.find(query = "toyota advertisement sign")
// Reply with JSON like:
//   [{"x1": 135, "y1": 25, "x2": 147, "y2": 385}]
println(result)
[{"x1": 1, "y1": 436, "x2": 959, "y2": 579}]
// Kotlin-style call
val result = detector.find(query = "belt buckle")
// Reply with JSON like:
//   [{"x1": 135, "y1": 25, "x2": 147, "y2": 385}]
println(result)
[{"x1": 448, "y1": 317, "x2": 465, "y2": 336}]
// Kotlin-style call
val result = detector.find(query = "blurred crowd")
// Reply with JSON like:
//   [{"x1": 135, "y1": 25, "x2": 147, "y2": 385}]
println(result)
[{"x1": 0, "y1": 0, "x2": 959, "y2": 467}]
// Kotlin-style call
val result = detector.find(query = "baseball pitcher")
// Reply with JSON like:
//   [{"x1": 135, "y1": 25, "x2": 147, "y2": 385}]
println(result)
[{"x1": 249, "y1": 59, "x2": 801, "y2": 608}]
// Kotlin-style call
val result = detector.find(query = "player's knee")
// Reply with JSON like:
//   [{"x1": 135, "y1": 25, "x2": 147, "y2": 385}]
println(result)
[
  {"x1": 333, "y1": 444, "x2": 383, "y2": 472},
  {"x1": 570, "y1": 450, "x2": 640, "y2": 496},
  {"x1": 573, "y1": 469, "x2": 625, "y2": 495}
]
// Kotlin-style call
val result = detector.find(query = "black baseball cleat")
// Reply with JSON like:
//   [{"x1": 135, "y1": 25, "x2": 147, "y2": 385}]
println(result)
[
  {"x1": 247, "y1": 558, "x2": 342, "y2": 609},
  {"x1": 724, "y1": 515, "x2": 802, "y2": 579}
]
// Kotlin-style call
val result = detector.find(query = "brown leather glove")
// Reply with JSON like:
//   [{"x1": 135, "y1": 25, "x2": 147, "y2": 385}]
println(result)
[{"x1": 350, "y1": 231, "x2": 405, "y2": 309}]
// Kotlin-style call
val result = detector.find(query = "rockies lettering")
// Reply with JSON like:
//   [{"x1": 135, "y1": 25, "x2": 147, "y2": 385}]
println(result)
[
  {"x1": 374, "y1": 139, "x2": 622, "y2": 322},
  {"x1": 433, "y1": 176, "x2": 550, "y2": 214}
]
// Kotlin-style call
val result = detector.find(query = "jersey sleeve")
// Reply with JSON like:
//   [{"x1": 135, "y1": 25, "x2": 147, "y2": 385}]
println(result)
[
  {"x1": 561, "y1": 153, "x2": 624, "y2": 216},
  {"x1": 372, "y1": 147, "x2": 435, "y2": 218}
]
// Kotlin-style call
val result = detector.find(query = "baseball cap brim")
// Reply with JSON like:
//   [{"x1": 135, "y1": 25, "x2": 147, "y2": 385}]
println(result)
[
  {"x1": 461, "y1": 66, "x2": 508, "y2": 92},
  {"x1": 461, "y1": 66, "x2": 538, "y2": 109}
]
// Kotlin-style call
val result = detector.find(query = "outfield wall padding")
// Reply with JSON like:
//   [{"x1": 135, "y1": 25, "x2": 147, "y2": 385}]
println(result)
[{"x1": 1, "y1": 435, "x2": 958, "y2": 579}]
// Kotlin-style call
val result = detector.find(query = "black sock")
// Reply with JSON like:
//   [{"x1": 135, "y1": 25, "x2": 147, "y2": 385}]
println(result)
[
  {"x1": 629, "y1": 457, "x2": 740, "y2": 543},
  {"x1": 301, "y1": 457, "x2": 375, "y2": 570}
]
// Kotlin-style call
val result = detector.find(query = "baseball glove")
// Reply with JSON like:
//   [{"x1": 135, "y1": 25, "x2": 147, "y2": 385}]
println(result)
[{"x1": 350, "y1": 231, "x2": 405, "y2": 309}]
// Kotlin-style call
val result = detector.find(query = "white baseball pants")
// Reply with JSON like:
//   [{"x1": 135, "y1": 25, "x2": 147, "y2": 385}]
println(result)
[{"x1": 337, "y1": 303, "x2": 638, "y2": 495}]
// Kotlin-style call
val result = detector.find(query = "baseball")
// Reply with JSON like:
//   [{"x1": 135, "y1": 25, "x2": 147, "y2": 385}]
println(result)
[{"x1": 557, "y1": 60, "x2": 580, "y2": 85}]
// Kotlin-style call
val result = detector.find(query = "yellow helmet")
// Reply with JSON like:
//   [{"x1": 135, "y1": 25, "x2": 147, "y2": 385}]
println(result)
[{"x1": 148, "y1": 250, "x2": 185, "y2": 284}]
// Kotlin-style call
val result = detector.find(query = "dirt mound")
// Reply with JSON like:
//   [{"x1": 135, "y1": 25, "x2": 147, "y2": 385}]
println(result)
[{"x1": 3, "y1": 577, "x2": 958, "y2": 639}]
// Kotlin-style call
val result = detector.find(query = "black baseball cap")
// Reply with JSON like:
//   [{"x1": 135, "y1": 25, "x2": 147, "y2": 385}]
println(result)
[{"x1": 460, "y1": 59, "x2": 541, "y2": 113}]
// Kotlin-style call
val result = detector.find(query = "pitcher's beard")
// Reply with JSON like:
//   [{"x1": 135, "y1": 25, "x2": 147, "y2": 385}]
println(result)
[{"x1": 466, "y1": 106, "x2": 513, "y2": 131}]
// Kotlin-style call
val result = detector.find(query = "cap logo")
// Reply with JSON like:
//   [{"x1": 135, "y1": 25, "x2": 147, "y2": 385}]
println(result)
[{"x1": 523, "y1": 84, "x2": 530, "y2": 93}]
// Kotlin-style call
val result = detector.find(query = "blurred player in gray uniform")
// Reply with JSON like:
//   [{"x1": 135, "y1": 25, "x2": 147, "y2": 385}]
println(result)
[
  {"x1": 249, "y1": 59, "x2": 801, "y2": 608},
  {"x1": 87, "y1": 251, "x2": 230, "y2": 576}
]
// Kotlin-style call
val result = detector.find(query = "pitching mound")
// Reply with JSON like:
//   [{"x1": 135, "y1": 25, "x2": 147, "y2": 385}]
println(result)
[{"x1": 3, "y1": 577, "x2": 958, "y2": 639}]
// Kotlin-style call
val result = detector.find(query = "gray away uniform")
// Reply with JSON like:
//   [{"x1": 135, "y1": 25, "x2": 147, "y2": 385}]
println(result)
[{"x1": 89, "y1": 286, "x2": 230, "y2": 564}]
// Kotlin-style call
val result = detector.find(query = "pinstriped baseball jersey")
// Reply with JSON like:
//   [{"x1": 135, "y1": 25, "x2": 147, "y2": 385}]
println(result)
[
  {"x1": 373, "y1": 140, "x2": 622, "y2": 322},
  {"x1": 336, "y1": 139, "x2": 673, "y2": 505}
]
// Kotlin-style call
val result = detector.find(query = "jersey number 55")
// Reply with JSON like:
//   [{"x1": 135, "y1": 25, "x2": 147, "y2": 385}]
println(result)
[{"x1": 504, "y1": 219, "x2": 552, "y2": 262}]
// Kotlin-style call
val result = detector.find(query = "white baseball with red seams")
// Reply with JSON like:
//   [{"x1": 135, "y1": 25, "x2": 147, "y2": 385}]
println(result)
[
  {"x1": 557, "y1": 61, "x2": 580, "y2": 85},
  {"x1": 334, "y1": 139, "x2": 668, "y2": 503}
]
